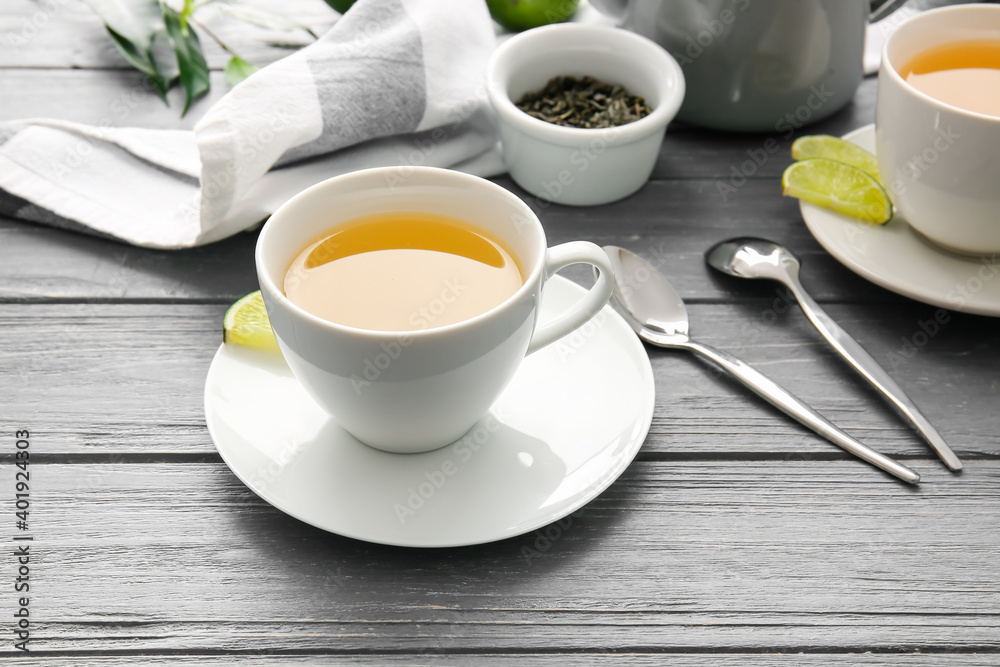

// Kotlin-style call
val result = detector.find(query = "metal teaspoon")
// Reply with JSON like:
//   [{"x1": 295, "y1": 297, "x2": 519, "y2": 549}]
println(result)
[
  {"x1": 706, "y1": 237, "x2": 962, "y2": 472},
  {"x1": 600, "y1": 245, "x2": 920, "y2": 484}
]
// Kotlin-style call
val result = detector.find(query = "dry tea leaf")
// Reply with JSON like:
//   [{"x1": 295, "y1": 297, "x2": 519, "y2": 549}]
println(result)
[{"x1": 514, "y1": 75, "x2": 652, "y2": 128}]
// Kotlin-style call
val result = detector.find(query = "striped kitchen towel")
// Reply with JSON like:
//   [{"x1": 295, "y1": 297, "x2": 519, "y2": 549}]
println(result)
[{"x1": 0, "y1": 0, "x2": 502, "y2": 248}]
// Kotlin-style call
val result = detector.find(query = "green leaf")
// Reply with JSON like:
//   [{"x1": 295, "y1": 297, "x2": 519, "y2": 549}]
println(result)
[
  {"x1": 225, "y1": 55, "x2": 258, "y2": 87},
  {"x1": 163, "y1": 5, "x2": 210, "y2": 116},
  {"x1": 105, "y1": 25, "x2": 169, "y2": 102}
]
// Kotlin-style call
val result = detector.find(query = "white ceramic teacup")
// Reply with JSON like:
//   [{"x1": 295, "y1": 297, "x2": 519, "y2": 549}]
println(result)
[
  {"x1": 255, "y1": 167, "x2": 614, "y2": 454},
  {"x1": 877, "y1": 5, "x2": 1000, "y2": 255}
]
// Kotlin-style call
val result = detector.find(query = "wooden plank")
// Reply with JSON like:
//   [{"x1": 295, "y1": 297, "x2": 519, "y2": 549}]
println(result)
[
  {"x1": 0, "y1": 175, "x2": 909, "y2": 303},
  {"x1": 0, "y1": 0, "x2": 334, "y2": 70},
  {"x1": 6, "y1": 460, "x2": 999, "y2": 654},
  {"x1": 3, "y1": 303, "x2": 996, "y2": 458},
  {"x1": 18, "y1": 658, "x2": 1000, "y2": 666},
  {"x1": 0, "y1": 217, "x2": 262, "y2": 300}
]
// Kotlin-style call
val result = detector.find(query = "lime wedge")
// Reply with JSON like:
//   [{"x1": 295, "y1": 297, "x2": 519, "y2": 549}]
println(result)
[
  {"x1": 782, "y1": 158, "x2": 893, "y2": 224},
  {"x1": 223, "y1": 290, "x2": 280, "y2": 352},
  {"x1": 791, "y1": 134, "x2": 881, "y2": 180}
]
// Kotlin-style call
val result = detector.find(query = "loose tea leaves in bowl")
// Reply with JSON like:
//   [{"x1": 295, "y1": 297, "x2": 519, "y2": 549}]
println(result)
[{"x1": 514, "y1": 75, "x2": 653, "y2": 128}]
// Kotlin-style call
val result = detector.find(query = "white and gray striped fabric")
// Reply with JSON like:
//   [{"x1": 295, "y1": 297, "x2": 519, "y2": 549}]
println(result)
[{"x1": 0, "y1": 0, "x2": 502, "y2": 248}]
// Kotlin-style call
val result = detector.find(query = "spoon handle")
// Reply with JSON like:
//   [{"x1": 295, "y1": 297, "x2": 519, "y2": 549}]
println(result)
[
  {"x1": 787, "y1": 280, "x2": 962, "y2": 471},
  {"x1": 681, "y1": 339, "x2": 921, "y2": 484}
]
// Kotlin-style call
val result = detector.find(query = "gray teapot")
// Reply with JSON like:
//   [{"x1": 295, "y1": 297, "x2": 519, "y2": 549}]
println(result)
[{"x1": 589, "y1": 0, "x2": 907, "y2": 132}]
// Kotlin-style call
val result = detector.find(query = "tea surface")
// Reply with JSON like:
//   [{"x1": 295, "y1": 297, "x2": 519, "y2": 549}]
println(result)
[
  {"x1": 284, "y1": 212, "x2": 523, "y2": 331},
  {"x1": 900, "y1": 39, "x2": 1000, "y2": 117}
]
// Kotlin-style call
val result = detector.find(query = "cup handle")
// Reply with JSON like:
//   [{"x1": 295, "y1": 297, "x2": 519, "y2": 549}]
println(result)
[{"x1": 526, "y1": 241, "x2": 614, "y2": 355}]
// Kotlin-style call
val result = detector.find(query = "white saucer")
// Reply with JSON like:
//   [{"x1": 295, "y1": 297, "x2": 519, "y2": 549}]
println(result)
[
  {"x1": 799, "y1": 124, "x2": 1000, "y2": 317},
  {"x1": 204, "y1": 276, "x2": 655, "y2": 548}
]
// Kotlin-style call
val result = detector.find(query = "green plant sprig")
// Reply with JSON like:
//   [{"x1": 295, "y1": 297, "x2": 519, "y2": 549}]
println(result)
[{"x1": 83, "y1": 0, "x2": 319, "y2": 116}]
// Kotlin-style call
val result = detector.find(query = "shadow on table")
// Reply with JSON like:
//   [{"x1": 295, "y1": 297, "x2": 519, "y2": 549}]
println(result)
[{"x1": 225, "y1": 466, "x2": 641, "y2": 588}]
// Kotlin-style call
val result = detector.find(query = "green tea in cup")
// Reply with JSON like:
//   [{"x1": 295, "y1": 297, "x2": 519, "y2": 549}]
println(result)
[
  {"x1": 284, "y1": 212, "x2": 524, "y2": 332},
  {"x1": 899, "y1": 39, "x2": 1000, "y2": 117}
]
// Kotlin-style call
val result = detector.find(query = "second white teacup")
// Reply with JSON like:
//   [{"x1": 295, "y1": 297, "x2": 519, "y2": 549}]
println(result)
[
  {"x1": 256, "y1": 167, "x2": 614, "y2": 454},
  {"x1": 877, "y1": 5, "x2": 1000, "y2": 255}
]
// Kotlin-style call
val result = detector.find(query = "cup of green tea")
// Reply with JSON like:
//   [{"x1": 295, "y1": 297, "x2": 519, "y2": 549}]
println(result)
[
  {"x1": 255, "y1": 167, "x2": 614, "y2": 453},
  {"x1": 877, "y1": 4, "x2": 1000, "y2": 255}
]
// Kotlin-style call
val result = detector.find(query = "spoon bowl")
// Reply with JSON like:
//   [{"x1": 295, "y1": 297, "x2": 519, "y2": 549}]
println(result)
[
  {"x1": 604, "y1": 243, "x2": 690, "y2": 344},
  {"x1": 706, "y1": 237, "x2": 801, "y2": 282}
]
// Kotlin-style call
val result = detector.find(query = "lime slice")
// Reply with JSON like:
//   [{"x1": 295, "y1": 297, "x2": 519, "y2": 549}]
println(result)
[
  {"x1": 223, "y1": 290, "x2": 280, "y2": 352},
  {"x1": 791, "y1": 134, "x2": 881, "y2": 181},
  {"x1": 782, "y1": 158, "x2": 893, "y2": 224}
]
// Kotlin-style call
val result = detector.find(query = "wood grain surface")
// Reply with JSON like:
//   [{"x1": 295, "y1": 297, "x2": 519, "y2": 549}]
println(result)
[
  {"x1": 15, "y1": 461, "x2": 1000, "y2": 655},
  {"x1": 2, "y1": 0, "x2": 998, "y2": 661}
]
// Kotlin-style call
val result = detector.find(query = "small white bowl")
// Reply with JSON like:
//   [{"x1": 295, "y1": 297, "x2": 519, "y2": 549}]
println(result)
[{"x1": 487, "y1": 24, "x2": 685, "y2": 206}]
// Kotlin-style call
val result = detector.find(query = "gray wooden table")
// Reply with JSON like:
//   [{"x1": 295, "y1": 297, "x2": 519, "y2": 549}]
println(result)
[{"x1": 2, "y1": 0, "x2": 999, "y2": 663}]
